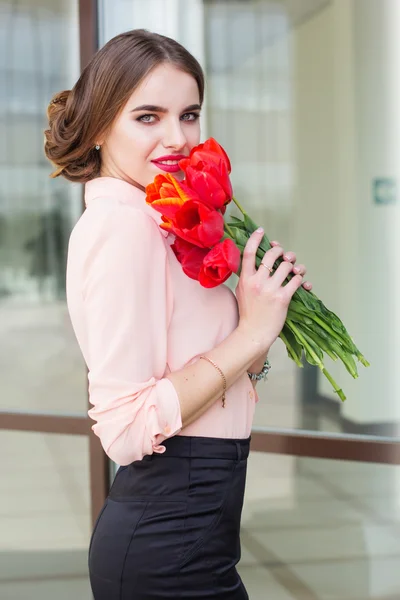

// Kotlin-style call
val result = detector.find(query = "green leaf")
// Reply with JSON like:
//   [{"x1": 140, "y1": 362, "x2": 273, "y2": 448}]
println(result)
[
  {"x1": 226, "y1": 222, "x2": 247, "y2": 231},
  {"x1": 302, "y1": 325, "x2": 338, "y2": 362},
  {"x1": 280, "y1": 325, "x2": 303, "y2": 364},
  {"x1": 243, "y1": 213, "x2": 259, "y2": 233},
  {"x1": 228, "y1": 215, "x2": 246, "y2": 227},
  {"x1": 228, "y1": 227, "x2": 249, "y2": 248}
]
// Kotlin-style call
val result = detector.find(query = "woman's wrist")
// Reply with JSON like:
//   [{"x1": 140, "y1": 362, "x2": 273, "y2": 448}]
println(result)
[
  {"x1": 247, "y1": 351, "x2": 269, "y2": 376},
  {"x1": 235, "y1": 324, "x2": 271, "y2": 361}
]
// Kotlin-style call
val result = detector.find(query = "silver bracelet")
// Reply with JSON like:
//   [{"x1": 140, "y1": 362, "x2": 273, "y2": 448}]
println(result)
[{"x1": 248, "y1": 358, "x2": 271, "y2": 382}]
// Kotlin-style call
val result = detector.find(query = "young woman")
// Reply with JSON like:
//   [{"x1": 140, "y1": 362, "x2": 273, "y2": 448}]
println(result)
[{"x1": 45, "y1": 29, "x2": 311, "y2": 600}]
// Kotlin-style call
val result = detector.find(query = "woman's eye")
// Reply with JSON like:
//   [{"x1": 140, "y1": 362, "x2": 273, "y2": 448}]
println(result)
[
  {"x1": 137, "y1": 114, "x2": 156, "y2": 123},
  {"x1": 181, "y1": 112, "x2": 200, "y2": 122}
]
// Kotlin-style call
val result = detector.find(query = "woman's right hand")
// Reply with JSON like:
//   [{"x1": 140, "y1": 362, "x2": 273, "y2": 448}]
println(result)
[{"x1": 235, "y1": 227, "x2": 305, "y2": 352}]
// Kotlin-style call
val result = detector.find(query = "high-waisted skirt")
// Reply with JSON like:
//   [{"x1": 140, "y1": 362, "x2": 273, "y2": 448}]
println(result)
[{"x1": 89, "y1": 435, "x2": 250, "y2": 599}]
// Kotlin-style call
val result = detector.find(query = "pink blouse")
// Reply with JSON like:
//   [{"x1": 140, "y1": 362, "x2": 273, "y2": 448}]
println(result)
[{"x1": 66, "y1": 177, "x2": 258, "y2": 465}]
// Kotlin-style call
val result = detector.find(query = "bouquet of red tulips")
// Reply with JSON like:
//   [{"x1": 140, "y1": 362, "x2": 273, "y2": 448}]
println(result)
[{"x1": 145, "y1": 138, "x2": 369, "y2": 401}]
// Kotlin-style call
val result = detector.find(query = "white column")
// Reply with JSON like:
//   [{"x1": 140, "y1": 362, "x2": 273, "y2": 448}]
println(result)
[{"x1": 339, "y1": 0, "x2": 400, "y2": 423}]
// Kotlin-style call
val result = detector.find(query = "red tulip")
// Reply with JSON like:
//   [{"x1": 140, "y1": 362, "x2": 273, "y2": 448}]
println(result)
[
  {"x1": 160, "y1": 200, "x2": 224, "y2": 248},
  {"x1": 179, "y1": 139, "x2": 233, "y2": 213},
  {"x1": 184, "y1": 161, "x2": 232, "y2": 213},
  {"x1": 146, "y1": 173, "x2": 198, "y2": 219},
  {"x1": 170, "y1": 238, "x2": 209, "y2": 280},
  {"x1": 179, "y1": 138, "x2": 231, "y2": 173},
  {"x1": 198, "y1": 239, "x2": 241, "y2": 288}
]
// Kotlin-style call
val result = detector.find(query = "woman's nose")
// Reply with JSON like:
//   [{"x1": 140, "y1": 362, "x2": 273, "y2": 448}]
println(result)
[{"x1": 163, "y1": 120, "x2": 186, "y2": 150}]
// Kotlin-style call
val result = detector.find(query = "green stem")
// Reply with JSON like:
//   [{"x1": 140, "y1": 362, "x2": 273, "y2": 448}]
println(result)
[
  {"x1": 310, "y1": 313, "x2": 356, "y2": 354},
  {"x1": 224, "y1": 223, "x2": 236, "y2": 239},
  {"x1": 287, "y1": 320, "x2": 322, "y2": 368},
  {"x1": 287, "y1": 319, "x2": 346, "y2": 401},
  {"x1": 232, "y1": 196, "x2": 247, "y2": 215},
  {"x1": 279, "y1": 331, "x2": 303, "y2": 367}
]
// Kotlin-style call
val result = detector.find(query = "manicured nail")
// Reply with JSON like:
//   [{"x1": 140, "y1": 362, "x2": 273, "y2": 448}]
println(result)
[{"x1": 256, "y1": 227, "x2": 264, "y2": 233}]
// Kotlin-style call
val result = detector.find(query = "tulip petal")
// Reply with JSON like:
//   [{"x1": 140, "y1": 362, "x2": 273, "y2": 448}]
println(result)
[
  {"x1": 146, "y1": 173, "x2": 201, "y2": 218},
  {"x1": 150, "y1": 197, "x2": 185, "y2": 219},
  {"x1": 171, "y1": 238, "x2": 209, "y2": 280},
  {"x1": 167, "y1": 201, "x2": 224, "y2": 249},
  {"x1": 197, "y1": 239, "x2": 240, "y2": 288},
  {"x1": 185, "y1": 167, "x2": 228, "y2": 210},
  {"x1": 164, "y1": 174, "x2": 197, "y2": 203},
  {"x1": 203, "y1": 138, "x2": 231, "y2": 173}
]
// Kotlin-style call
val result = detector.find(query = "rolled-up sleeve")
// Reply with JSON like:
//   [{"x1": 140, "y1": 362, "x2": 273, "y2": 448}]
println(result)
[{"x1": 82, "y1": 205, "x2": 182, "y2": 465}]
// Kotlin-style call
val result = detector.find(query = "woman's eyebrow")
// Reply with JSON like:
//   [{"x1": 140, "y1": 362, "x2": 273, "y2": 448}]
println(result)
[{"x1": 130, "y1": 104, "x2": 201, "y2": 113}]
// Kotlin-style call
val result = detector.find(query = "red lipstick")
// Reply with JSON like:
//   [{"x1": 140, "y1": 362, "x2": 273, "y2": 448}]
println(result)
[{"x1": 151, "y1": 154, "x2": 187, "y2": 173}]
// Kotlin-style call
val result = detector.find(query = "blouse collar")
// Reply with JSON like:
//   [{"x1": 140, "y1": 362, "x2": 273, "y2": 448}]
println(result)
[{"x1": 84, "y1": 177, "x2": 168, "y2": 238}]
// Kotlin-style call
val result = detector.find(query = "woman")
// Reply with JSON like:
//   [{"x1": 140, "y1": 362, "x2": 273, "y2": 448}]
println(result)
[{"x1": 45, "y1": 29, "x2": 311, "y2": 600}]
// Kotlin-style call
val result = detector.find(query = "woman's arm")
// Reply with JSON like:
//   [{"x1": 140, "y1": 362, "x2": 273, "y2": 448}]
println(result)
[{"x1": 167, "y1": 326, "x2": 267, "y2": 428}]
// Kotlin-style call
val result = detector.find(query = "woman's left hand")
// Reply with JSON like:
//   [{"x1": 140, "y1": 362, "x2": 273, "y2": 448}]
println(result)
[{"x1": 270, "y1": 240, "x2": 312, "y2": 291}]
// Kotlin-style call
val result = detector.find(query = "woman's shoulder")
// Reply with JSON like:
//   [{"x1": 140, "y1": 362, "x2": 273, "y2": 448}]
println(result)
[{"x1": 71, "y1": 197, "x2": 163, "y2": 244}]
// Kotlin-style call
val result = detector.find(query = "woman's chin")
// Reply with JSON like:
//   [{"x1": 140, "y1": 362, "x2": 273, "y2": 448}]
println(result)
[{"x1": 174, "y1": 170, "x2": 185, "y2": 181}]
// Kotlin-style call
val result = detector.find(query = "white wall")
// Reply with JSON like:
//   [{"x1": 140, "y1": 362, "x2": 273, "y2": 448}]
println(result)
[{"x1": 342, "y1": 0, "x2": 400, "y2": 423}]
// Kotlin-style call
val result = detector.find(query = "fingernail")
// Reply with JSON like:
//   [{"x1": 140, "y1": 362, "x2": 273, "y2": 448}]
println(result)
[{"x1": 256, "y1": 227, "x2": 264, "y2": 233}]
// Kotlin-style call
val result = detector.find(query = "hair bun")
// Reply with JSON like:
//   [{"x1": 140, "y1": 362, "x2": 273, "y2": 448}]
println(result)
[
  {"x1": 47, "y1": 90, "x2": 70, "y2": 123},
  {"x1": 44, "y1": 89, "x2": 100, "y2": 182}
]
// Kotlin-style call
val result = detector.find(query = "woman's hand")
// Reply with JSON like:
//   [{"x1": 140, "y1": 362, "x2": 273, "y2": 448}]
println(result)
[
  {"x1": 236, "y1": 228, "x2": 311, "y2": 353},
  {"x1": 269, "y1": 240, "x2": 312, "y2": 292}
]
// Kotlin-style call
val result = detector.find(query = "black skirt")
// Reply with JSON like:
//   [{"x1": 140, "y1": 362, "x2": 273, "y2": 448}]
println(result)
[{"x1": 89, "y1": 435, "x2": 250, "y2": 599}]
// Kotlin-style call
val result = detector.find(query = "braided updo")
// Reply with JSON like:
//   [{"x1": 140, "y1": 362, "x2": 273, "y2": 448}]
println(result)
[{"x1": 44, "y1": 29, "x2": 204, "y2": 183}]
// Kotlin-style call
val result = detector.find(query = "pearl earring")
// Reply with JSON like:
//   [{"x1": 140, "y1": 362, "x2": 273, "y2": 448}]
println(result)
[{"x1": 95, "y1": 144, "x2": 100, "y2": 150}]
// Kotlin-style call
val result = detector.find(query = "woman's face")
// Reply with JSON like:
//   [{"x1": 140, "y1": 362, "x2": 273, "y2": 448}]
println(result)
[{"x1": 98, "y1": 63, "x2": 201, "y2": 189}]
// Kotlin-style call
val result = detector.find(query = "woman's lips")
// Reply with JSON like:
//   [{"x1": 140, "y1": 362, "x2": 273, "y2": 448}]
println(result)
[
  {"x1": 151, "y1": 160, "x2": 182, "y2": 173},
  {"x1": 151, "y1": 155, "x2": 187, "y2": 173}
]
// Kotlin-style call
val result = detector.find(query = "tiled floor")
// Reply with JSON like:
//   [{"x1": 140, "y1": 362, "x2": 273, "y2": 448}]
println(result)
[{"x1": 2, "y1": 434, "x2": 400, "y2": 599}]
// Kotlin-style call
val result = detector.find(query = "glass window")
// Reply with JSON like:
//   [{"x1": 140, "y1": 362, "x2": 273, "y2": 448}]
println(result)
[{"x1": 0, "y1": 0, "x2": 87, "y2": 414}]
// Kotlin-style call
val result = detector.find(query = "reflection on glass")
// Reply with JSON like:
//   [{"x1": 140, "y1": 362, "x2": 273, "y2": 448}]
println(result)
[
  {"x1": 0, "y1": 431, "x2": 91, "y2": 599},
  {"x1": 203, "y1": 0, "x2": 398, "y2": 439},
  {"x1": 240, "y1": 452, "x2": 400, "y2": 599},
  {"x1": 0, "y1": 0, "x2": 87, "y2": 414}
]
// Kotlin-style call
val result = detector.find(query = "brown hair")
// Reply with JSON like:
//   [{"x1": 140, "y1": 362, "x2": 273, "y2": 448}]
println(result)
[{"x1": 44, "y1": 29, "x2": 205, "y2": 183}]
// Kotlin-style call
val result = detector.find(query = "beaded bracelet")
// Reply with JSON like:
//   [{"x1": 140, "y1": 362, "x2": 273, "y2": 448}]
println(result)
[{"x1": 248, "y1": 358, "x2": 271, "y2": 382}]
